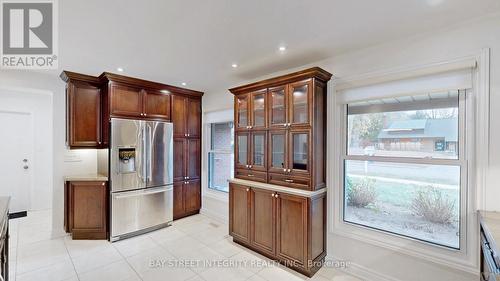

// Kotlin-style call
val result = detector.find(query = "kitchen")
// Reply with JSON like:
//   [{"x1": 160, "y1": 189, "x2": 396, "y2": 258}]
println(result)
[{"x1": 1, "y1": 1, "x2": 500, "y2": 281}]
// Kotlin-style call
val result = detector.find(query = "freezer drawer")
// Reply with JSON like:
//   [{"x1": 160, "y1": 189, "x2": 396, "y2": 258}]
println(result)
[{"x1": 111, "y1": 185, "x2": 173, "y2": 241}]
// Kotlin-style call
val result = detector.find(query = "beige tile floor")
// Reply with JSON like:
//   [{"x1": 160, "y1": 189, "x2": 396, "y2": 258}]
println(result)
[{"x1": 8, "y1": 210, "x2": 362, "y2": 281}]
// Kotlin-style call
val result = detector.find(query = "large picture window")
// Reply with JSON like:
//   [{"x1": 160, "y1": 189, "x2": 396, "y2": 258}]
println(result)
[
  {"x1": 208, "y1": 122, "x2": 234, "y2": 192},
  {"x1": 343, "y1": 91, "x2": 465, "y2": 249}
]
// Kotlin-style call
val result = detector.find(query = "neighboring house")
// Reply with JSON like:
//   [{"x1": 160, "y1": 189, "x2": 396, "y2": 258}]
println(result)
[{"x1": 377, "y1": 118, "x2": 458, "y2": 153}]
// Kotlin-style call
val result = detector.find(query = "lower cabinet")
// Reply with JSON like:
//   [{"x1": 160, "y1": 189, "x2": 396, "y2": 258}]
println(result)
[
  {"x1": 64, "y1": 181, "x2": 108, "y2": 239},
  {"x1": 173, "y1": 180, "x2": 201, "y2": 220},
  {"x1": 229, "y1": 182, "x2": 326, "y2": 277}
]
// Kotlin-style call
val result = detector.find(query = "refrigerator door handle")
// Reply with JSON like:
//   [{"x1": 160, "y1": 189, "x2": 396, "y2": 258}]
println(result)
[
  {"x1": 142, "y1": 121, "x2": 147, "y2": 183},
  {"x1": 147, "y1": 123, "x2": 153, "y2": 183}
]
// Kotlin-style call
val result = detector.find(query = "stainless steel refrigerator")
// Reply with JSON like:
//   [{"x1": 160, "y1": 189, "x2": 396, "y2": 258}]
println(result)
[{"x1": 109, "y1": 118, "x2": 173, "y2": 242}]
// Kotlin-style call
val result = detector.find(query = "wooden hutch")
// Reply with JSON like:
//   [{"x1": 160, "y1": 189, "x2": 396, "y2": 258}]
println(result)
[{"x1": 228, "y1": 67, "x2": 332, "y2": 277}]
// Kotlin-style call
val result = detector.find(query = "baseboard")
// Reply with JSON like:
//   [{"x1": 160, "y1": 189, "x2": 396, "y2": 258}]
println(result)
[
  {"x1": 9, "y1": 211, "x2": 27, "y2": 219},
  {"x1": 326, "y1": 255, "x2": 401, "y2": 281},
  {"x1": 200, "y1": 207, "x2": 228, "y2": 224}
]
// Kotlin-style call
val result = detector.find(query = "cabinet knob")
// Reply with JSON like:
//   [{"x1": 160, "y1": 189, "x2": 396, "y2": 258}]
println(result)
[
  {"x1": 102, "y1": 182, "x2": 105, "y2": 186},
  {"x1": 249, "y1": 165, "x2": 252, "y2": 169},
  {"x1": 247, "y1": 174, "x2": 254, "y2": 177},
  {"x1": 246, "y1": 165, "x2": 249, "y2": 168},
  {"x1": 283, "y1": 168, "x2": 287, "y2": 172},
  {"x1": 188, "y1": 134, "x2": 190, "y2": 137},
  {"x1": 283, "y1": 124, "x2": 287, "y2": 127},
  {"x1": 284, "y1": 179, "x2": 293, "y2": 183},
  {"x1": 186, "y1": 176, "x2": 190, "y2": 179},
  {"x1": 275, "y1": 194, "x2": 279, "y2": 198},
  {"x1": 287, "y1": 169, "x2": 291, "y2": 173},
  {"x1": 246, "y1": 188, "x2": 249, "y2": 192},
  {"x1": 271, "y1": 193, "x2": 275, "y2": 197},
  {"x1": 144, "y1": 113, "x2": 147, "y2": 116}
]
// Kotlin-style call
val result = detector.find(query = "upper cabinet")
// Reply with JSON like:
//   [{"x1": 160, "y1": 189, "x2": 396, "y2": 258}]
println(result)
[
  {"x1": 235, "y1": 89, "x2": 267, "y2": 130},
  {"x1": 172, "y1": 95, "x2": 201, "y2": 138},
  {"x1": 61, "y1": 71, "x2": 203, "y2": 149},
  {"x1": 229, "y1": 67, "x2": 332, "y2": 191},
  {"x1": 109, "y1": 83, "x2": 171, "y2": 120},
  {"x1": 62, "y1": 72, "x2": 103, "y2": 149}
]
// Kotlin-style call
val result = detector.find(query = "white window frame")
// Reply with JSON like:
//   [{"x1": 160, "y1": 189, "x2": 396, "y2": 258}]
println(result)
[
  {"x1": 342, "y1": 90, "x2": 466, "y2": 250},
  {"x1": 207, "y1": 122, "x2": 234, "y2": 193},
  {"x1": 329, "y1": 50, "x2": 490, "y2": 274},
  {"x1": 202, "y1": 109, "x2": 233, "y2": 202}
]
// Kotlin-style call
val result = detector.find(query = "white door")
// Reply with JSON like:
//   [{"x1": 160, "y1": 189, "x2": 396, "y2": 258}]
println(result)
[{"x1": 0, "y1": 111, "x2": 33, "y2": 213}]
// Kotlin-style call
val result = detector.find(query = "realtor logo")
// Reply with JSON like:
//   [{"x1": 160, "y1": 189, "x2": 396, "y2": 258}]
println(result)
[{"x1": 1, "y1": 0, "x2": 58, "y2": 69}]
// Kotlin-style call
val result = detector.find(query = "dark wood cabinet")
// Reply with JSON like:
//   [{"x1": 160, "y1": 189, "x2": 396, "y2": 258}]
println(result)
[
  {"x1": 143, "y1": 90, "x2": 171, "y2": 120},
  {"x1": 109, "y1": 83, "x2": 171, "y2": 120},
  {"x1": 229, "y1": 184, "x2": 251, "y2": 243},
  {"x1": 172, "y1": 94, "x2": 187, "y2": 138},
  {"x1": 64, "y1": 180, "x2": 108, "y2": 239},
  {"x1": 250, "y1": 188, "x2": 275, "y2": 256},
  {"x1": 172, "y1": 95, "x2": 201, "y2": 138},
  {"x1": 230, "y1": 182, "x2": 326, "y2": 277},
  {"x1": 173, "y1": 181, "x2": 185, "y2": 219},
  {"x1": 276, "y1": 193, "x2": 307, "y2": 266},
  {"x1": 62, "y1": 70, "x2": 203, "y2": 223},
  {"x1": 184, "y1": 180, "x2": 201, "y2": 213},
  {"x1": 229, "y1": 68, "x2": 330, "y2": 277},
  {"x1": 230, "y1": 67, "x2": 331, "y2": 190},
  {"x1": 64, "y1": 75, "x2": 103, "y2": 149},
  {"x1": 173, "y1": 180, "x2": 201, "y2": 220},
  {"x1": 109, "y1": 83, "x2": 144, "y2": 118}
]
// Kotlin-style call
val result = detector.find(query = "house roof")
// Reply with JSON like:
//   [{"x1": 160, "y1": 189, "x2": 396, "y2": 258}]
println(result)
[{"x1": 378, "y1": 118, "x2": 458, "y2": 142}]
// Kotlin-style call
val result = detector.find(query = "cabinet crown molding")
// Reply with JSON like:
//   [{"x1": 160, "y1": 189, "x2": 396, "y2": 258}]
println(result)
[
  {"x1": 60, "y1": 70, "x2": 204, "y2": 97},
  {"x1": 229, "y1": 67, "x2": 333, "y2": 95}
]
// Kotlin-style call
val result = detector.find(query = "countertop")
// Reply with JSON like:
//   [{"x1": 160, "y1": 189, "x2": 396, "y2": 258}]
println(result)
[
  {"x1": 228, "y1": 178, "x2": 326, "y2": 197},
  {"x1": 479, "y1": 211, "x2": 500, "y2": 266},
  {"x1": 64, "y1": 174, "x2": 108, "y2": 181}
]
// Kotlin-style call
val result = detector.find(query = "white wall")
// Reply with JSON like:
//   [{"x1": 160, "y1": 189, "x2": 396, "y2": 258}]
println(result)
[
  {"x1": 0, "y1": 71, "x2": 97, "y2": 236},
  {"x1": 202, "y1": 13, "x2": 500, "y2": 281}
]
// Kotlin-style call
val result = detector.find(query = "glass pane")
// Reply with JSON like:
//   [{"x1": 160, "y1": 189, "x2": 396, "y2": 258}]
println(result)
[
  {"x1": 208, "y1": 152, "x2": 233, "y2": 192},
  {"x1": 271, "y1": 134, "x2": 285, "y2": 168},
  {"x1": 237, "y1": 135, "x2": 247, "y2": 165},
  {"x1": 211, "y1": 122, "x2": 234, "y2": 150},
  {"x1": 292, "y1": 133, "x2": 308, "y2": 170},
  {"x1": 237, "y1": 96, "x2": 248, "y2": 127},
  {"x1": 344, "y1": 160, "x2": 460, "y2": 249},
  {"x1": 271, "y1": 89, "x2": 286, "y2": 124},
  {"x1": 347, "y1": 95, "x2": 459, "y2": 159},
  {"x1": 292, "y1": 85, "x2": 308, "y2": 124},
  {"x1": 253, "y1": 134, "x2": 265, "y2": 166},
  {"x1": 253, "y1": 94, "x2": 265, "y2": 127}
]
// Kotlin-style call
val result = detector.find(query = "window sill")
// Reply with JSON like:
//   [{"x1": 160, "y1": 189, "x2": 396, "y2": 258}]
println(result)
[{"x1": 331, "y1": 220, "x2": 478, "y2": 274}]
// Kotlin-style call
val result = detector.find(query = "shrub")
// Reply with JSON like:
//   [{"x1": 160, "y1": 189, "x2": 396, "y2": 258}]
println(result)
[
  {"x1": 411, "y1": 186, "x2": 455, "y2": 224},
  {"x1": 347, "y1": 177, "x2": 377, "y2": 208}
]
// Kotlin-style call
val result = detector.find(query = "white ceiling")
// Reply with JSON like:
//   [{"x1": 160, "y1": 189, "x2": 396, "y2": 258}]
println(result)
[{"x1": 58, "y1": 0, "x2": 500, "y2": 94}]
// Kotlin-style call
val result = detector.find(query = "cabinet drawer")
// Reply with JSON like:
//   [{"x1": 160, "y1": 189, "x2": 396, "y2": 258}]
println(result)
[
  {"x1": 235, "y1": 169, "x2": 267, "y2": 183},
  {"x1": 268, "y1": 173, "x2": 310, "y2": 190}
]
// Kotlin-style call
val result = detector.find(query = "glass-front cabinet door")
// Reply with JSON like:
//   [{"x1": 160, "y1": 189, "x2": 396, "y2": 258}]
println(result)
[
  {"x1": 269, "y1": 86, "x2": 288, "y2": 128},
  {"x1": 235, "y1": 132, "x2": 249, "y2": 169},
  {"x1": 235, "y1": 94, "x2": 249, "y2": 130},
  {"x1": 268, "y1": 130, "x2": 287, "y2": 174},
  {"x1": 250, "y1": 90, "x2": 267, "y2": 129},
  {"x1": 250, "y1": 131, "x2": 267, "y2": 171},
  {"x1": 289, "y1": 129, "x2": 310, "y2": 176},
  {"x1": 289, "y1": 80, "x2": 311, "y2": 127}
]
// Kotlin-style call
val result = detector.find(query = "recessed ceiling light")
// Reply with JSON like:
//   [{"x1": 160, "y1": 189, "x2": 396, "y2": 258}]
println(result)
[
  {"x1": 231, "y1": 63, "x2": 238, "y2": 68},
  {"x1": 116, "y1": 67, "x2": 124, "y2": 72},
  {"x1": 279, "y1": 46, "x2": 286, "y2": 52},
  {"x1": 181, "y1": 82, "x2": 187, "y2": 86}
]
